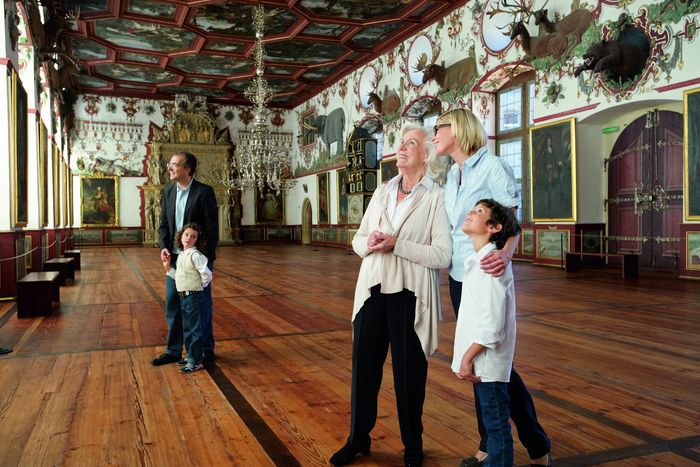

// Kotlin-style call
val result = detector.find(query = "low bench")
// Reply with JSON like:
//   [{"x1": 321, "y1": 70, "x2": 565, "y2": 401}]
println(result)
[
  {"x1": 43, "y1": 257, "x2": 75, "y2": 285},
  {"x1": 565, "y1": 252, "x2": 639, "y2": 279},
  {"x1": 63, "y1": 249, "x2": 81, "y2": 270},
  {"x1": 17, "y1": 271, "x2": 60, "y2": 318}
]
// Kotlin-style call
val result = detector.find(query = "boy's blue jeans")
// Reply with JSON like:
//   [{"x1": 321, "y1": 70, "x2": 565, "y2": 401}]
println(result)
[{"x1": 474, "y1": 382, "x2": 513, "y2": 467}]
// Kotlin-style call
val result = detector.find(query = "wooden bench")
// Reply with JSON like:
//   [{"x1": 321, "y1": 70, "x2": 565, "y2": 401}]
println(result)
[
  {"x1": 63, "y1": 249, "x2": 81, "y2": 270},
  {"x1": 17, "y1": 272, "x2": 61, "y2": 318},
  {"x1": 43, "y1": 257, "x2": 75, "y2": 285},
  {"x1": 566, "y1": 252, "x2": 639, "y2": 279}
]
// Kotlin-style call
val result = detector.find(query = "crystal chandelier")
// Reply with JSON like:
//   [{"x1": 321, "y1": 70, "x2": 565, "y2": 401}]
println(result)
[{"x1": 226, "y1": 5, "x2": 295, "y2": 194}]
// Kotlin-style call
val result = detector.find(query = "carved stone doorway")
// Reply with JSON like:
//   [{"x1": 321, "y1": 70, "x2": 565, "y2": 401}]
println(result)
[
  {"x1": 607, "y1": 110, "x2": 683, "y2": 272},
  {"x1": 302, "y1": 198, "x2": 312, "y2": 245}
]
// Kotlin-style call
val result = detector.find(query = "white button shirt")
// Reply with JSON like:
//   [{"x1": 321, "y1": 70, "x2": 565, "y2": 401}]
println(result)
[{"x1": 451, "y1": 243, "x2": 516, "y2": 383}]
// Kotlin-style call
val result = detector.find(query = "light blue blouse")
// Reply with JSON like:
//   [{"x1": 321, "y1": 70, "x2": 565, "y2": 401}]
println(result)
[{"x1": 445, "y1": 146, "x2": 520, "y2": 281}]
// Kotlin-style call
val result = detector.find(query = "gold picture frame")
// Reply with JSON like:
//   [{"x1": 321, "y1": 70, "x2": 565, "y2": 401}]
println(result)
[
  {"x1": 317, "y1": 172, "x2": 330, "y2": 224},
  {"x1": 380, "y1": 156, "x2": 399, "y2": 183},
  {"x1": 254, "y1": 183, "x2": 285, "y2": 224},
  {"x1": 53, "y1": 145, "x2": 61, "y2": 227},
  {"x1": 10, "y1": 69, "x2": 29, "y2": 227},
  {"x1": 80, "y1": 175, "x2": 120, "y2": 227},
  {"x1": 536, "y1": 229, "x2": 570, "y2": 260},
  {"x1": 683, "y1": 87, "x2": 700, "y2": 221},
  {"x1": 529, "y1": 117, "x2": 577, "y2": 222},
  {"x1": 337, "y1": 168, "x2": 349, "y2": 224},
  {"x1": 38, "y1": 122, "x2": 49, "y2": 227},
  {"x1": 687, "y1": 231, "x2": 700, "y2": 271}
]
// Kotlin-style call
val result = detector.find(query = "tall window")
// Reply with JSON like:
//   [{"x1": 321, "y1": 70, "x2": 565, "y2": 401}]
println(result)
[{"x1": 496, "y1": 72, "x2": 535, "y2": 222}]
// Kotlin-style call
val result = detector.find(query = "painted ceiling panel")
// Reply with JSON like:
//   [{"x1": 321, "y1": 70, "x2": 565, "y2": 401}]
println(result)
[{"x1": 55, "y1": 0, "x2": 466, "y2": 108}]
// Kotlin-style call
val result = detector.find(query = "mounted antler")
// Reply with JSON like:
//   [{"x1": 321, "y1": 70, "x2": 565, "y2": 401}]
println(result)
[
  {"x1": 487, "y1": 0, "x2": 533, "y2": 23},
  {"x1": 413, "y1": 52, "x2": 429, "y2": 73}
]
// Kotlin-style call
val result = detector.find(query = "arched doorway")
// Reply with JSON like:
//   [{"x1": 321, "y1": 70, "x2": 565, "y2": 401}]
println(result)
[
  {"x1": 301, "y1": 198, "x2": 312, "y2": 245},
  {"x1": 607, "y1": 110, "x2": 683, "y2": 272}
]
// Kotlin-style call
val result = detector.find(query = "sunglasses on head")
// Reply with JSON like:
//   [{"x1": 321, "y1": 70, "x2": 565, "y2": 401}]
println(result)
[{"x1": 433, "y1": 123, "x2": 451, "y2": 136}]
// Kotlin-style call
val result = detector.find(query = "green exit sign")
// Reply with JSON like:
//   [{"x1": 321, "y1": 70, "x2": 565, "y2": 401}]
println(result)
[{"x1": 602, "y1": 126, "x2": 620, "y2": 134}]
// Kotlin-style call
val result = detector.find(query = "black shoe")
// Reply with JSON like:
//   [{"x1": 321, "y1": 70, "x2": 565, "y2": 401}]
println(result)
[
  {"x1": 329, "y1": 443, "x2": 370, "y2": 466},
  {"x1": 151, "y1": 353, "x2": 180, "y2": 366},
  {"x1": 404, "y1": 449, "x2": 423, "y2": 467},
  {"x1": 202, "y1": 350, "x2": 215, "y2": 364},
  {"x1": 460, "y1": 456, "x2": 485, "y2": 467},
  {"x1": 530, "y1": 452, "x2": 552, "y2": 466}
]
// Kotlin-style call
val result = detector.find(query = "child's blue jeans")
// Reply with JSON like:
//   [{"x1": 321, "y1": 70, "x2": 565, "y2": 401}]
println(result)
[{"x1": 474, "y1": 381, "x2": 513, "y2": 466}]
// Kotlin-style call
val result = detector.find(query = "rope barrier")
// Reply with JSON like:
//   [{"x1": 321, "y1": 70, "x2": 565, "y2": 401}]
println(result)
[
  {"x1": 41, "y1": 240, "x2": 57, "y2": 250},
  {"x1": 0, "y1": 246, "x2": 39, "y2": 262}
]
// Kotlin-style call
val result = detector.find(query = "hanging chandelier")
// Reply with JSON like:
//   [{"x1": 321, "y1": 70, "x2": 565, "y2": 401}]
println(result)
[{"x1": 225, "y1": 5, "x2": 295, "y2": 194}]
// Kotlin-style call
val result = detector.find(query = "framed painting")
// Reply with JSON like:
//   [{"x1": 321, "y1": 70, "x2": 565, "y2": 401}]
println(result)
[
  {"x1": 53, "y1": 145, "x2": 61, "y2": 227},
  {"x1": 529, "y1": 117, "x2": 576, "y2": 222},
  {"x1": 11, "y1": 70, "x2": 28, "y2": 227},
  {"x1": 68, "y1": 167, "x2": 74, "y2": 227},
  {"x1": 254, "y1": 184, "x2": 285, "y2": 224},
  {"x1": 521, "y1": 228, "x2": 534, "y2": 255},
  {"x1": 81, "y1": 175, "x2": 119, "y2": 226},
  {"x1": 39, "y1": 122, "x2": 49, "y2": 227},
  {"x1": 380, "y1": 156, "x2": 399, "y2": 183},
  {"x1": 687, "y1": 232, "x2": 700, "y2": 271},
  {"x1": 337, "y1": 168, "x2": 349, "y2": 224},
  {"x1": 317, "y1": 172, "x2": 330, "y2": 224},
  {"x1": 63, "y1": 159, "x2": 69, "y2": 226},
  {"x1": 536, "y1": 229, "x2": 570, "y2": 260},
  {"x1": 582, "y1": 230, "x2": 603, "y2": 254},
  {"x1": 684, "y1": 87, "x2": 700, "y2": 220}
]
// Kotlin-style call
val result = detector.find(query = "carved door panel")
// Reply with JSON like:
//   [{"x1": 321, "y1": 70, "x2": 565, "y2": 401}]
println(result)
[{"x1": 607, "y1": 110, "x2": 683, "y2": 271}]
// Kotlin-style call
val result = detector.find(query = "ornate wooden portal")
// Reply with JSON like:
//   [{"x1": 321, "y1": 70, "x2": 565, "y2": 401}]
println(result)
[
  {"x1": 606, "y1": 110, "x2": 683, "y2": 271},
  {"x1": 140, "y1": 99, "x2": 240, "y2": 246}
]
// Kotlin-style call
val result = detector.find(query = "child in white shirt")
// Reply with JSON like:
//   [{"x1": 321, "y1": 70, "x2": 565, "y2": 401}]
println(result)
[
  {"x1": 162, "y1": 223, "x2": 212, "y2": 374},
  {"x1": 452, "y1": 199, "x2": 521, "y2": 466}
]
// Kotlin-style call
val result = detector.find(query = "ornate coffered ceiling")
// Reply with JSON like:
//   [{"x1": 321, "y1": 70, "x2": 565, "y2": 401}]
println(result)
[{"x1": 56, "y1": 0, "x2": 467, "y2": 108}]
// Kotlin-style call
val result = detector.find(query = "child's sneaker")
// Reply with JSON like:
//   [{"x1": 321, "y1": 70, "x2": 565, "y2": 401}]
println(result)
[{"x1": 180, "y1": 362, "x2": 203, "y2": 373}]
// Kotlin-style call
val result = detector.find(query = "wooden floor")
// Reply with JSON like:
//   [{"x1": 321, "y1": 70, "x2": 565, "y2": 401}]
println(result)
[{"x1": 0, "y1": 245, "x2": 698, "y2": 466}]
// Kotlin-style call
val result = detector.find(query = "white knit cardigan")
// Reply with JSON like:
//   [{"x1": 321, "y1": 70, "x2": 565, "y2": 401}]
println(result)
[{"x1": 351, "y1": 176, "x2": 452, "y2": 358}]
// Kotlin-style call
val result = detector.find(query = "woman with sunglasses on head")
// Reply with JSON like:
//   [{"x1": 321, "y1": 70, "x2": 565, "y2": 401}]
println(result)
[{"x1": 432, "y1": 109, "x2": 552, "y2": 467}]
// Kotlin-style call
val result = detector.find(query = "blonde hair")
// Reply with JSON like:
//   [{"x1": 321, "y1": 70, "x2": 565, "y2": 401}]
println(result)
[
  {"x1": 399, "y1": 123, "x2": 449, "y2": 185},
  {"x1": 437, "y1": 108, "x2": 487, "y2": 155}
]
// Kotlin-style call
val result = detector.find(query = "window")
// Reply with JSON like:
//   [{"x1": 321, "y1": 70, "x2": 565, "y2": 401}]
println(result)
[{"x1": 495, "y1": 72, "x2": 535, "y2": 223}]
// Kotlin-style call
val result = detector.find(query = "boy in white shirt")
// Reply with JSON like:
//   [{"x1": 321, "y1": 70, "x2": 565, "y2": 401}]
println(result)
[{"x1": 452, "y1": 199, "x2": 521, "y2": 466}]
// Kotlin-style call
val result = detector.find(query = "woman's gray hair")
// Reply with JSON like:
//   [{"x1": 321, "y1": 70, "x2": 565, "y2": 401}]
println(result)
[{"x1": 400, "y1": 122, "x2": 450, "y2": 185}]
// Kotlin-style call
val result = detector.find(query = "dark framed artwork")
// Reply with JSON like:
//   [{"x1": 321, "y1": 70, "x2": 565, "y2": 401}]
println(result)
[
  {"x1": 582, "y1": 230, "x2": 603, "y2": 254},
  {"x1": 63, "y1": 159, "x2": 69, "y2": 226},
  {"x1": 529, "y1": 117, "x2": 576, "y2": 222},
  {"x1": 53, "y1": 145, "x2": 61, "y2": 227},
  {"x1": 254, "y1": 184, "x2": 285, "y2": 224},
  {"x1": 39, "y1": 122, "x2": 49, "y2": 227},
  {"x1": 337, "y1": 168, "x2": 349, "y2": 224},
  {"x1": 81, "y1": 175, "x2": 119, "y2": 226},
  {"x1": 317, "y1": 172, "x2": 330, "y2": 224},
  {"x1": 687, "y1": 232, "x2": 700, "y2": 270},
  {"x1": 11, "y1": 70, "x2": 28, "y2": 227},
  {"x1": 521, "y1": 228, "x2": 534, "y2": 255},
  {"x1": 684, "y1": 87, "x2": 700, "y2": 220},
  {"x1": 536, "y1": 229, "x2": 570, "y2": 260},
  {"x1": 380, "y1": 156, "x2": 399, "y2": 183}
]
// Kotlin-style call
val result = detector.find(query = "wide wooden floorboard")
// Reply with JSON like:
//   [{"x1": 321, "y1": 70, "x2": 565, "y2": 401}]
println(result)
[{"x1": 0, "y1": 245, "x2": 698, "y2": 466}]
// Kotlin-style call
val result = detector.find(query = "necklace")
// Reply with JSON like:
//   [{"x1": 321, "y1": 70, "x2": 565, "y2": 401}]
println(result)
[{"x1": 398, "y1": 177, "x2": 412, "y2": 195}]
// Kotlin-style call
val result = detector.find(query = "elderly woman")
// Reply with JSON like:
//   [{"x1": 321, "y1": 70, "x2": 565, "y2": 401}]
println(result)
[
  {"x1": 432, "y1": 108, "x2": 552, "y2": 467},
  {"x1": 330, "y1": 124, "x2": 451, "y2": 467}
]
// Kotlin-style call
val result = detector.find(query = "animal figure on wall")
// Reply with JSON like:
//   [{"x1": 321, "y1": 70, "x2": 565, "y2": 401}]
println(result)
[
  {"x1": 414, "y1": 44, "x2": 478, "y2": 94},
  {"x1": 573, "y1": 16, "x2": 650, "y2": 83},
  {"x1": 303, "y1": 108, "x2": 346, "y2": 157},
  {"x1": 509, "y1": 21, "x2": 568, "y2": 61},
  {"x1": 367, "y1": 78, "x2": 401, "y2": 116},
  {"x1": 533, "y1": 7, "x2": 593, "y2": 46}
]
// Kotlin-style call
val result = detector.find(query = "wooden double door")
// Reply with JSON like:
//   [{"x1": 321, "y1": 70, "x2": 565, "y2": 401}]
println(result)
[{"x1": 607, "y1": 110, "x2": 683, "y2": 272}]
